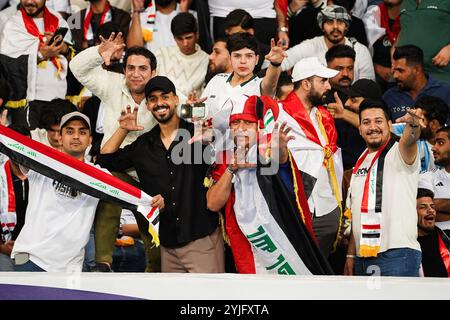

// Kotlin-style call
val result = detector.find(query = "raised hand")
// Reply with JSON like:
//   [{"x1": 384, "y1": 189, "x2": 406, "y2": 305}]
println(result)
[
  {"x1": 265, "y1": 38, "x2": 287, "y2": 66},
  {"x1": 98, "y1": 32, "x2": 125, "y2": 66},
  {"x1": 0, "y1": 109, "x2": 7, "y2": 126},
  {"x1": 289, "y1": 0, "x2": 308, "y2": 12},
  {"x1": 270, "y1": 121, "x2": 295, "y2": 164},
  {"x1": 228, "y1": 146, "x2": 257, "y2": 173},
  {"x1": 396, "y1": 108, "x2": 427, "y2": 129},
  {"x1": 326, "y1": 92, "x2": 345, "y2": 119},
  {"x1": 118, "y1": 105, "x2": 144, "y2": 132}
]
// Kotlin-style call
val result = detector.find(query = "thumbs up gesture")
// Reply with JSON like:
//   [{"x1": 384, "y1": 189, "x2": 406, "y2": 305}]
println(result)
[{"x1": 326, "y1": 92, "x2": 345, "y2": 119}]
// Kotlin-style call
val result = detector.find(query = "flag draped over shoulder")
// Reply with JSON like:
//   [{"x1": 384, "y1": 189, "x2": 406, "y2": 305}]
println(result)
[
  {"x1": 0, "y1": 7, "x2": 70, "y2": 107},
  {"x1": 0, "y1": 125, "x2": 160, "y2": 245},
  {"x1": 229, "y1": 96, "x2": 333, "y2": 275},
  {"x1": 0, "y1": 159, "x2": 16, "y2": 242},
  {"x1": 232, "y1": 147, "x2": 333, "y2": 275},
  {"x1": 275, "y1": 92, "x2": 344, "y2": 251}
]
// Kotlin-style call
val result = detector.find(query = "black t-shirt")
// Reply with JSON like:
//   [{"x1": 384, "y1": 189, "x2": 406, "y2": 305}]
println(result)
[
  {"x1": 96, "y1": 120, "x2": 219, "y2": 248},
  {"x1": 418, "y1": 228, "x2": 449, "y2": 277}
]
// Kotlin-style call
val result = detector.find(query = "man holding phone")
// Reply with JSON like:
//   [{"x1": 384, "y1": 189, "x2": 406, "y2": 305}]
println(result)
[
  {"x1": 97, "y1": 76, "x2": 225, "y2": 273},
  {"x1": 0, "y1": 0, "x2": 73, "y2": 129}
]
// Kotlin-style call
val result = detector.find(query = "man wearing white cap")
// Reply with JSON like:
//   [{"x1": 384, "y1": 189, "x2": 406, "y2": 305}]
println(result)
[
  {"x1": 276, "y1": 57, "x2": 344, "y2": 258},
  {"x1": 10, "y1": 112, "x2": 99, "y2": 272}
]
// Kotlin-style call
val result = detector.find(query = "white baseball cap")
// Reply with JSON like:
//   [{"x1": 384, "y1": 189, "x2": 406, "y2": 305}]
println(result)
[
  {"x1": 291, "y1": 57, "x2": 339, "y2": 82},
  {"x1": 60, "y1": 111, "x2": 91, "y2": 132}
]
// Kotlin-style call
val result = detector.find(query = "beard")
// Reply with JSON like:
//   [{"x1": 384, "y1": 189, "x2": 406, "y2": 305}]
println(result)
[
  {"x1": 418, "y1": 223, "x2": 435, "y2": 234},
  {"x1": 365, "y1": 129, "x2": 386, "y2": 150},
  {"x1": 23, "y1": 1, "x2": 45, "y2": 17},
  {"x1": 367, "y1": 140, "x2": 384, "y2": 150},
  {"x1": 152, "y1": 104, "x2": 175, "y2": 123},
  {"x1": 396, "y1": 80, "x2": 412, "y2": 91},
  {"x1": 325, "y1": 29, "x2": 344, "y2": 44},
  {"x1": 155, "y1": 0, "x2": 174, "y2": 7},
  {"x1": 434, "y1": 156, "x2": 450, "y2": 167},
  {"x1": 307, "y1": 88, "x2": 326, "y2": 106}
]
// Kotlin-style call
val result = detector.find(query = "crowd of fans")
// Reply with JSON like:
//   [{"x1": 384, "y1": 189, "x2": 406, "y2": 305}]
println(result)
[{"x1": 0, "y1": 0, "x2": 449, "y2": 278}]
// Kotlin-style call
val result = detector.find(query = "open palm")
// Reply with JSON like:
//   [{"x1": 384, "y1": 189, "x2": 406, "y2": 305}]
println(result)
[
  {"x1": 98, "y1": 32, "x2": 124, "y2": 66},
  {"x1": 119, "y1": 105, "x2": 144, "y2": 132}
]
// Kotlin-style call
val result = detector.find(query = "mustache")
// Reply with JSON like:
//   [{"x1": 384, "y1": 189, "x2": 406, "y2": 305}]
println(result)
[
  {"x1": 153, "y1": 104, "x2": 169, "y2": 112},
  {"x1": 339, "y1": 77, "x2": 352, "y2": 82},
  {"x1": 367, "y1": 129, "x2": 382, "y2": 135}
]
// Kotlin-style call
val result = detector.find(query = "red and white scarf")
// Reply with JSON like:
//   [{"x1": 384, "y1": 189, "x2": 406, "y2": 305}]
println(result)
[
  {"x1": 84, "y1": 1, "x2": 112, "y2": 43},
  {"x1": 0, "y1": 125, "x2": 160, "y2": 246},
  {"x1": 352, "y1": 138, "x2": 395, "y2": 257},
  {"x1": 20, "y1": 6, "x2": 62, "y2": 74},
  {"x1": 378, "y1": 2, "x2": 400, "y2": 46},
  {"x1": 0, "y1": 160, "x2": 16, "y2": 242}
]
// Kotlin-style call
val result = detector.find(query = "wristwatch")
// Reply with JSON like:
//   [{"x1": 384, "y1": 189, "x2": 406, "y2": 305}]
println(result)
[{"x1": 278, "y1": 26, "x2": 289, "y2": 33}]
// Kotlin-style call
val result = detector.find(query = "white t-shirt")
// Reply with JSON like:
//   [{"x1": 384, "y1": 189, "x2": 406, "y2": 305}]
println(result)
[
  {"x1": 202, "y1": 73, "x2": 263, "y2": 124},
  {"x1": 281, "y1": 36, "x2": 375, "y2": 82},
  {"x1": 419, "y1": 168, "x2": 450, "y2": 230},
  {"x1": 208, "y1": 0, "x2": 276, "y2": 19},
  {"x1": 33, "y1": 17, "x2": 71, "y2": 101},
  {"x1": 141, "y1": 7, "x2": 178, "y2": 53},
  {"x1": 349, "y1": 142, "x2": 421, "y2": 255},
  {"x1": 11, "y1": 167, "x2": 100, "y2": 272}
]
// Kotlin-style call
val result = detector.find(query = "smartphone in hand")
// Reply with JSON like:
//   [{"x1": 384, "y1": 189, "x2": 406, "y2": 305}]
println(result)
[{"x1": 47, "y1": 27, "x2": 68, "y2": 46}]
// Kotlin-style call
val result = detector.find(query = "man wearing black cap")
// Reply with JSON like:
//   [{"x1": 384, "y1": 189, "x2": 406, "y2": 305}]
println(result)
[{"x1": 97, "y1": 76, "x2": 225, "y2": 273}]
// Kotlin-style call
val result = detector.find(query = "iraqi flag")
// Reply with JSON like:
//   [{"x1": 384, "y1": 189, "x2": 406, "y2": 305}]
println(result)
[
  {"x1": 0, "y1": 125, "x2": 160, "y2": 245},
  {"x1": 230, "y1": 96, "x2": 333, "y2": 275}
]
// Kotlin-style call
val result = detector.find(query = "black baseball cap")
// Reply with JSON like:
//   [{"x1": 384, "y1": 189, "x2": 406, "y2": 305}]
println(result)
[
  {"x1": 341, "y1": 79, "x2": 382, "y2": 100},
  {"x1": 144, "y1": 76, "x2": 176, "y2": 98}
]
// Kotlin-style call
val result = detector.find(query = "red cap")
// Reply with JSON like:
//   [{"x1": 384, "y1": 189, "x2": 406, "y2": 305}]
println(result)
[{"x1": 229, "y1": 96, "x2": 259, "y2": 124}]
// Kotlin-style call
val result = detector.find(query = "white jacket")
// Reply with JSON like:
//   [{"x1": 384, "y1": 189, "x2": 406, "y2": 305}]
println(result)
[{"x1": 69, "y1": 46, "x2": 157, "y2": 148}]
